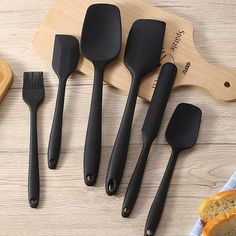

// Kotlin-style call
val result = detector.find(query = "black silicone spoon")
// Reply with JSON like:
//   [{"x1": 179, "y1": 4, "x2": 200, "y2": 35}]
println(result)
[
  {"x1": 48, "y1": 35, "x2": 80, "y2": 169},
  {"x1": 106, "y1": 19, "x2": 166, "y2": 196},
  {"x1": 122, "y1": 63, "x2": 177, "y2": 218},
  {"x1": 81, "y1": 4, "x2": 122, "y2": 186},
  {"x1": 144, "y1": 103, "x2": 202, "y2": 236}
]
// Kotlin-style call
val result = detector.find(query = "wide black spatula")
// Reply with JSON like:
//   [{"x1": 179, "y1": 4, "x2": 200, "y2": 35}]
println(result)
[
  {"x1": 81, "y1": 4, "x2": 122, "y2": 186},
  {"x1": 144, "y1": 103, "x2": 202, "y2": 236},
  {"x1": 48, "y1": 35, "x2": 80, "y2": 169},
  {"x1": 106, "y1": 19, "x2": 166, "y2": 196}
]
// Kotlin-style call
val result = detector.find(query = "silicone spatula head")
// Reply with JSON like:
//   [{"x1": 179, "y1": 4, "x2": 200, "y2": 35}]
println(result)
[
  {"x1": 166, "y1": 103, "x2": 202, "y2": 152},
  {"x1": 52, "y1": 35, "x2": 80, "y2": 80},
  {"x1": 81, "y1": 4, "x2": 122, "y2": 63},
  {"x1": 124, "y1": 19, "x2": 166, "y2": 79}
]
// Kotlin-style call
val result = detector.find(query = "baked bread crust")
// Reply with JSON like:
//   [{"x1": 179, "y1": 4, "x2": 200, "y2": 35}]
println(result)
[
  {"x1": 199, "y1": 190, "x2": 236, "y2": 223},
  {"x1": 201, "y1": 209, "x2": 236, "y2": 236}
]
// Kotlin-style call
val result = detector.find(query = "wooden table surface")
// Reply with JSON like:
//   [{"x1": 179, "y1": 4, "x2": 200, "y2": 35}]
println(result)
[{"x1": 0, "y1": 0, "x2": 236, "y2": 235}]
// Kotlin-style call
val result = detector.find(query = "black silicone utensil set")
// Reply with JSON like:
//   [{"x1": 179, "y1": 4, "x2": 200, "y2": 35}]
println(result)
[{"x1": 22, "y1": 3, "x2": 202, "y2": 236}]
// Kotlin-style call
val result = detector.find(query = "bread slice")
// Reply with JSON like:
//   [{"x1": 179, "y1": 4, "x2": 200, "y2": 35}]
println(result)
[
  {"x1": 201, "y1": 210, "x2": 236, "y2": 236},
  {"x1": 199, "y1": 190, "x2": 236, "y2": 223}
]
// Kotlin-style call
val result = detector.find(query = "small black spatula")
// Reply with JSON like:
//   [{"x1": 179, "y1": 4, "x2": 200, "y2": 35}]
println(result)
[{"x1": 48, "y1": 35, "x2": 80, "y2": 169}]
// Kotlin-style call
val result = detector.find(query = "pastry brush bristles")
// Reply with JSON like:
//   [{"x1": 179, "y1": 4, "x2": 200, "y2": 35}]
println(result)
[{"x1": 23, "y1": 72, "x2": 44, "y2": 90}]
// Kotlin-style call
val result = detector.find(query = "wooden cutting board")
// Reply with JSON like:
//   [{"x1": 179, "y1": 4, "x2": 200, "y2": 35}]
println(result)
[
  {"x1": 0, "y1": 60, "x2": 13, "y2": 103},
  {"x1": 32, "y1": 0, "x2": 236, "y2": 102}
]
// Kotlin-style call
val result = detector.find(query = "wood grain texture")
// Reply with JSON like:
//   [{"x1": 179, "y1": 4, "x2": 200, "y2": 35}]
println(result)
[
  {"x1": 0, "y1": 60, "x2": 13, "y2": 103},
  {"x1": 0, "y1": 0, "x2": 236, "y2": 236}
]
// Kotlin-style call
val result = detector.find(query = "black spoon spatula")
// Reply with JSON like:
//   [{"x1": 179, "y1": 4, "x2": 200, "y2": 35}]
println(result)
[
  {"x1": 48, "y1": 35, "x2": 80, "y2": 169},
  {"x1": 81, "y1": 4, "x2": 122, "y2": 186},
  {"x1": 144, "y1": 103, "x2": 202, "y2": 236},
  {"x1": 106, "y1": 19, "x2": 166, "y2": 196},
  {"x1": 122, "y1": 63, "x2": 177, "y2": 218}
]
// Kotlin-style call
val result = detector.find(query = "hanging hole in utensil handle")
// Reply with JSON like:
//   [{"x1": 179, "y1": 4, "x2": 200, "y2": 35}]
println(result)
[
  {"x1": 146, "y1": 229, "x2": 154, "y2": 236},
  {"x1": 122, "y1": 207, "x2": 131, "y2": 218},
  {"x1": 85, "y1": 174, "x2": 96, "y2": 186},
  {"x1": 106, "y1": 179, "x2": 117, "y2": 196},
  {"x1": 49, "y1": 159, "x2": 57, "y2": 169},
  {"x1": 30, "y1": 198, "x2": 39, "y2": 208}
]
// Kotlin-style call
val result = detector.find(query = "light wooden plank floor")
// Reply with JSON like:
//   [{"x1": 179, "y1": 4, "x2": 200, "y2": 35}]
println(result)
[{"x1": 0, "y1": 0, "x2": 236, "y2": 235}]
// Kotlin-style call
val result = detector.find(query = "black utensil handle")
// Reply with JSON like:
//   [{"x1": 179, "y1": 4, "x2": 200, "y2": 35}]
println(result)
[
  {"x1": 84, "y1": 64, "x2": 104, "y2": 186},
  {"x1": 48, "y1": 80, "x2": 66, "y2": 169},
  {"x1": 144, "y1": 150, "x2": 178, "y2": 236},
  {"x1": 106, "y1": 79, "x2": 140, "y2": 196},
  {"x1": 142, "y1": 63, "x2": 177, "y2": 141},
  {"x1": 122, "y1": 142, "x2": 151, "y2": 217},
  {"x1": 28, "y1": 109, "x2": 39, "y2": 208}
]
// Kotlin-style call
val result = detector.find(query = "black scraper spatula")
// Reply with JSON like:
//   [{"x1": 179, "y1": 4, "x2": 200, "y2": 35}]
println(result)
[
  {"x1": 48, "y1": 35, "x2": 80, "y2": 169},
  {"x1": 106, "y1": 19, "x2": 166, "y2": 196},
  {"x1": 144, "y1": 103, "x2": 202, "y2": 236},
  {"x1": 122, "y1": 63, "x2": 177, "y2": 218},
  {"x1": 81, "y1": 4, "x2": 122, "y2": 186}
]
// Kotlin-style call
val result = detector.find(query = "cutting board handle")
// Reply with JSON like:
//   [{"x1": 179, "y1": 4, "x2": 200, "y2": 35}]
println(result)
[{"x1": 176, "y1": 44, "x2": 236, "y2": 101}]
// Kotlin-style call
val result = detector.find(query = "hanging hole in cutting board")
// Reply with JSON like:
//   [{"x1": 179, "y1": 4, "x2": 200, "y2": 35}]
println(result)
[{"x1": 224, "y1": 81, "x2": 231, "y2": 88}]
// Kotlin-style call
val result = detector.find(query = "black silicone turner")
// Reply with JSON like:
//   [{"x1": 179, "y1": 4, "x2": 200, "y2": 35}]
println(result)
[
  {"x1": 144, "y1": 103, "x2": 202, "y2": 236},
  {"x1": 106, "y1": 19, "x2": 166, "y2": 196},
  {"x1": 81, "y1": 4, "x2": 122, "y2": 186},
  {"x1": 122, "y1": 63, "x2": 177, "y2": 218},
  {"x1": 48, "y1": 35, "x2": 80, "y2": 169}
]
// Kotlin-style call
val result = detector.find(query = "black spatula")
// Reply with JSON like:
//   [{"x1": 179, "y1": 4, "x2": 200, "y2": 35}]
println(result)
[
  {"x1": 48, "y1": 35, "x2": 80, "y2": 169},
  {"x1": 122, "y1": 63, "x2": 177, "y2": 218},
  {"x1": 144, "y1": 103, "x2": 202, "y2": 236},
  {"x1": 81, "y1": 4, "x2": 122, "y2": 186},
  {"x1": 106, "y1": 19, "x2": 166, "y2": 196}
]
